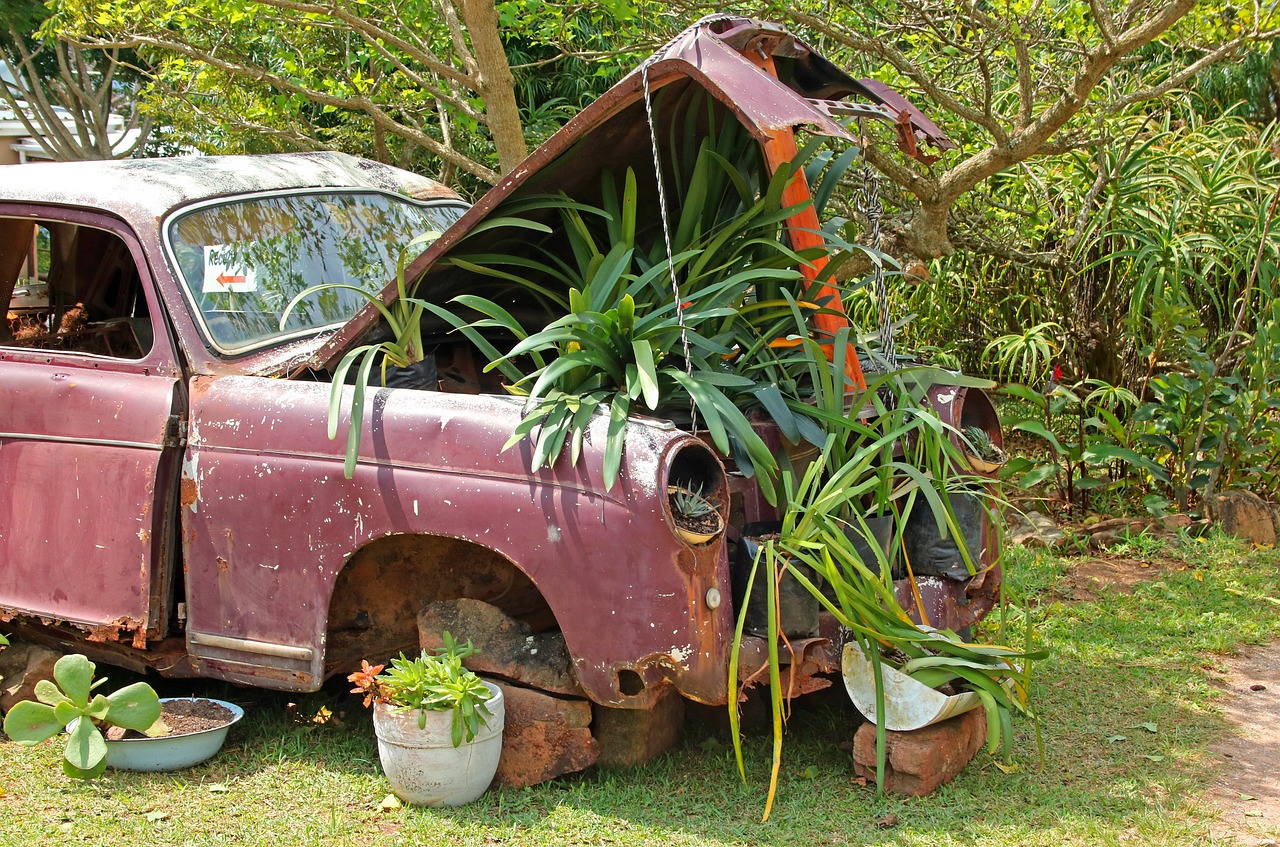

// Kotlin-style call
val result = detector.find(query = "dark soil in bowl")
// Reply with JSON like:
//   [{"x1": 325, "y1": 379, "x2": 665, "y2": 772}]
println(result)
[{"x1": 106, "y1": 699, "x2": 235, "y2": 740}]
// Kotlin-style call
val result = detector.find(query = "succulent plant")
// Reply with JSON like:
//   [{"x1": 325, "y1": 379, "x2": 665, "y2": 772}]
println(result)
[
  {"x1": 670, "y1": 483, "x2": 715, "y2": 519},
  {"x1": 963, "y1": 426, "x2": 1006, "y2": 463}
]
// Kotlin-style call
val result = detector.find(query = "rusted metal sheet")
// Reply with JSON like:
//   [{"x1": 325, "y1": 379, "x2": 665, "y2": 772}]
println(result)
[
  {"x1": 0, "y1": 359, "x2": 179, "y2": 637},
  {"x1": 182, "y1": 375, "x2": 732, "y2": 704},
  {"x1": 737, "y1": 635, "x2": 837, "y2": 697}
]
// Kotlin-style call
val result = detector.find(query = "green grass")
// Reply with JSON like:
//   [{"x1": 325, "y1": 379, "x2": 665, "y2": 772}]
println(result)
[{"x1": 2, "y1": 533, "x2": 1277, "y2": 846}]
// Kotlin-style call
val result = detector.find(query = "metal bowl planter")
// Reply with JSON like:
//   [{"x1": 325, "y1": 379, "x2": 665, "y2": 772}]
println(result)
[
  {"x1": 667, "y1": 485, "x2": 726, "y2": 545},
  {"x1": 372, "y1": 681, "x2": 505, "y2": 806},
  {"x1": 100, "y1": 698, "x2": 244, "y2": 772},
  {"x1": 674, "y1": 516, "x2": 725, "y2": 546},
  {"x1": 965, "y1": 451, "x2": 1006, "y2": 475},
  {"x1": 841, "y1": 643, "x2": 983, "y2": 731}
]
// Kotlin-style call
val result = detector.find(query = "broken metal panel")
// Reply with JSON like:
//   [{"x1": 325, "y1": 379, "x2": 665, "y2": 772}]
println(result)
[
  {"x1": 181, "y1": 375, "x2": 732, "y2": 701},
  {"x1": 317, "y1": 16, "x2": 953, "y2": 370}
]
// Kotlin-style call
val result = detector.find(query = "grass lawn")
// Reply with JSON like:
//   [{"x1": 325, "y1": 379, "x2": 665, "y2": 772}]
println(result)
[{"x1": 2, "y1": 532, "x2": 1277, "y2": 846}]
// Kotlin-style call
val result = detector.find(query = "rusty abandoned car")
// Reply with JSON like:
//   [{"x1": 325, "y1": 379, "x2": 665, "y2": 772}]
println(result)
[{"x1": 0, "y1": 17, "x2": 1004, "y2": 749}]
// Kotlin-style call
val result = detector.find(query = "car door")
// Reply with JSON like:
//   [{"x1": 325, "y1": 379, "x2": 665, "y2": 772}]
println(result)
[{"x1": 0, "y1": 208, "x2": 184, "y2": 647}]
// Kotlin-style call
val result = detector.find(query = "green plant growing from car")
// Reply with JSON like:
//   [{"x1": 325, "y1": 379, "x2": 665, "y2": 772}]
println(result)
[
  {"x1": 2, "y1": 653, "x2": 165, "y2": 779},
  {"x1": 669, "y1": 482, "x2": 715, "y2": 520},
  {"x1": 423, "y1": 137, "x2": 857, "y2": 494},
  {"x1": 963, "y1": 425, "x2": 1006, "y2": 464},
  {"x1": 280, "y1": 215, "x2": 551, "y2": 478},
  {"x1": 728, "y1": 362, "x2": 1043, "y2": 816}
]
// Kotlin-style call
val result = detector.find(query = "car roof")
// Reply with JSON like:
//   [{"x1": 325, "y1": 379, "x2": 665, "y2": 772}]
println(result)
[{"x1": 0, "y1": 151, "x2": 460, "y2": 223}]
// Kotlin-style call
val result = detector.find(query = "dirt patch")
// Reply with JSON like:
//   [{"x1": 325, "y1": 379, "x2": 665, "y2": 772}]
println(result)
[
  {"x1": 106, "y1": 698, "x2": 235, "y2": 740},
  {"x1": 1057, "y1": 554, "x2": 1167, "y2": 601},
  {"x1": 1205, "y1": 644, "x2": 1280, "y2": 845}
]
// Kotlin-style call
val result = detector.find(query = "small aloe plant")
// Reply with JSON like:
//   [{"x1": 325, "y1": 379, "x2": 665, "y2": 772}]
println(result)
[
  {"x1": 2, "y1": 654, "x2": 165, "y2": 779},
  {"x1": 963, "y1": 425, "x2": 1006, "y2": 463},
  {"x1": 670, "y1": 483, "x2": 715, "y2": 519}
]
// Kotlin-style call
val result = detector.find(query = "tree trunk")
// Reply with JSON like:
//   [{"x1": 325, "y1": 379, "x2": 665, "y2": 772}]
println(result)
[
  {"x1": 900, "y1": 202, "x2": 955, "y2": 260},
  {"x1": 456, "y1": 0, "x2": 527, "y2": 175}
]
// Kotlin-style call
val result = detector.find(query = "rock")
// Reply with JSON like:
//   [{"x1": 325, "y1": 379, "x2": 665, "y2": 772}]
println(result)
[
  {"x1": 1271, "y1": 505, "x2": 1280, "y2": 542},
  {"x1": 1006, "y1": 510, "x2": 1069, "y2": 549},
  {"x1": 419, "y1": 599, "x2": 585, "y2": 697},
  {"x1": 851, "y1": 708, "x2": 988, "y2": 796},
  {"x1": 1087, "y1": 517, "x2": 1148, "y2": 536},
  {"x1": 593, "y1": 685, "x2": 685, "y2": 767},
  {"x1": 489, "y1": 681, "x2": 598, "y2": 788},
  {"x1": 1158, "y1": 513, "x2": 1193, "y2": 534},
  {"x1": 1086, "y1": 517, "x2": 1149, "y2": 549},
  {"x1": 1210, "y1": 491, "x2": 1277, "y2": 546},
  {"x1": 0, "y1": 641, "x2": 61, "y2": 714}
]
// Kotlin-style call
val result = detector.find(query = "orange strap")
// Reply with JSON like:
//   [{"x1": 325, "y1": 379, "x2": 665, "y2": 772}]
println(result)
[{"x1": 749, "y1": 52, "x2": 866, "y2": 390}]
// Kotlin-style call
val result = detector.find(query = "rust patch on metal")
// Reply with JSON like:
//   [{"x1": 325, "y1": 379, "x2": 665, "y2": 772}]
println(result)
[
  {"x1": 737, "y1": 635, "x2": 836, "y2": 698},
  {"x1": 180, "y1": 476, "x2": 199, "y2": 509},
  {"x1": 197, "y1": 657, "x2": 313, "y2": 686},
  {"x1": 216, "y1": 556, "x2": 229, "y2": 573},
  {"x1": 84, "y1": 616, "x2": 144, "y2": 644}
]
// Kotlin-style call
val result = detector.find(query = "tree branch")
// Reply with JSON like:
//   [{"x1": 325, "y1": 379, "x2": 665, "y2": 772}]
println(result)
[{"x1": 78, "y1": 32, "x2": 500, "y2": 182}]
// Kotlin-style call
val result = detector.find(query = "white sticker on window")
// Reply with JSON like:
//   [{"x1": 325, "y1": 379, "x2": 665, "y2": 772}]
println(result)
[{"x1": 202, "y1": 247, "x2": 258, "y2": 293}]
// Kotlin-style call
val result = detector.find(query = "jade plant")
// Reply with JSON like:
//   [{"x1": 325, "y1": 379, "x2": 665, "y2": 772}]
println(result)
[{"x1": 2, "y1": 653, "x2": 165, "y2": 778}]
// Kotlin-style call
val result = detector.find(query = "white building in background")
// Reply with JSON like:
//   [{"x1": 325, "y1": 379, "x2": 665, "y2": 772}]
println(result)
[{"x1": 0, "y1": 64, "x2": 141, "y2": 164}]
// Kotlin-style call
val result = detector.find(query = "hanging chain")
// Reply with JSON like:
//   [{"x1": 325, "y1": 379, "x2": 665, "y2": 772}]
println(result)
[
  {"x1": 854, "y1": 120, "x2": 897, "y2": 371},
  {"x1": 641, "y1": 61, "x2": 698, "y2": 431}
]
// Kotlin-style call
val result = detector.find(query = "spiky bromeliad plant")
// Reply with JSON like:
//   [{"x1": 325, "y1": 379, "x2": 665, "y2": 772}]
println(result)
[
  {"x1": 728, "y1": 360, "x2": 1045, "y2": 818},
  {"x1": 422, "y1": 128, "x2": 860, "y2": 495},
  {"x1": 2, "y1": 653, "x2": 164, "y2": 779},
  {"x1": 280, "y1": 219, "x2": 553, "y2": 479}
]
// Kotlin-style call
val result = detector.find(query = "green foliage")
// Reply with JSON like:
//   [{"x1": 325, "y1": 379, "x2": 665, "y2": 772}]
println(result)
[
  {"x1": 353, "y1": 634, "x2": 495, "y2": 748},
  {"x1": 1002, "y1": 378, "x2": 1143, "y2": 513},
  {"x1": 963, "y1": 425, "x2": 1004, "y2": 463},
  {"x1": 428, "y1": 108, "x2": 862, "y2": 493},
  {"x1": 1002, "y1": 291, "x2": 1280, "y2": 512},
  {"x1": 1, "y1": 654, "x2": 163, "y2": 779},
  {"x1": 981, "y1": 322, "x2": 1061, "y2": 385},
  {"x1": 729, "y1": 368, "x2": 1042, "y2": 815}
]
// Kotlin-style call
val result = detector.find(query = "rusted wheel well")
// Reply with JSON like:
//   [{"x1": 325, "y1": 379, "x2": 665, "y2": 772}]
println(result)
[{"x1": 323, "y1": 534, "x2": 555, "y2": 680}]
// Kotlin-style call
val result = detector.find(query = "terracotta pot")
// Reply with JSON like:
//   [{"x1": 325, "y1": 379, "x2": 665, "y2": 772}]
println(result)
[{"x1": 372, "y1": 682, "x2": 504, "y2": 806}]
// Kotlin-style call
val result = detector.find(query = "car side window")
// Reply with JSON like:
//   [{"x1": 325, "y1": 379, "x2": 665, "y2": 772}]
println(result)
[{"x1": 1, "y1": 217, "x2": 153, "y2": 359}]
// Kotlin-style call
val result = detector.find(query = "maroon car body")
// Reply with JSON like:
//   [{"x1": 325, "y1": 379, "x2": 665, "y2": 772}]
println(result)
[{"x1": 0, "y1": 17, "x2": 997, "y2": 711}]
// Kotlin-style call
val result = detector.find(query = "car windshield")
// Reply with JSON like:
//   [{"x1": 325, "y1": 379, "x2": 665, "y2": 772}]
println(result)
[{"x1": 166, "y1": 191, "x2": 466, "y2": 354}]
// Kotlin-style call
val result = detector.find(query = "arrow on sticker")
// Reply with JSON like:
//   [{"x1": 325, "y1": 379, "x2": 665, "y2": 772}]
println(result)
[{"x1": 216, "y1": 273, "x2": 247, "y2": 286}]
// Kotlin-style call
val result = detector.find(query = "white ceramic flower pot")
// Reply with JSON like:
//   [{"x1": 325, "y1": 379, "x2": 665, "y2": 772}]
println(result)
[
  {"x1": 841, "y1": 643, "x2": 982, "y2": 731},
  {"x1": 372, "y1": 681, "x2": 504, "y2": 806}
]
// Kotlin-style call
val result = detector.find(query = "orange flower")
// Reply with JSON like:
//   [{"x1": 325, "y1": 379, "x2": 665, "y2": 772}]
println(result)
[{"x1": 347, "y1": 659, "x2": 385, "y2": 708}]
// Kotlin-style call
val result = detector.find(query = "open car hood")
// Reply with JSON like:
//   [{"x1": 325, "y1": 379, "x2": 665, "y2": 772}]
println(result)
[{"x1": 313, "y1": 14, "x2": 953, "y2": 371}]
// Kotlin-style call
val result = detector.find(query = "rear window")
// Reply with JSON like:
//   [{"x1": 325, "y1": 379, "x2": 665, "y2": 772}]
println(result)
[{"x1": 166, "y1": 190, "x2": 465, "y2": 354}]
